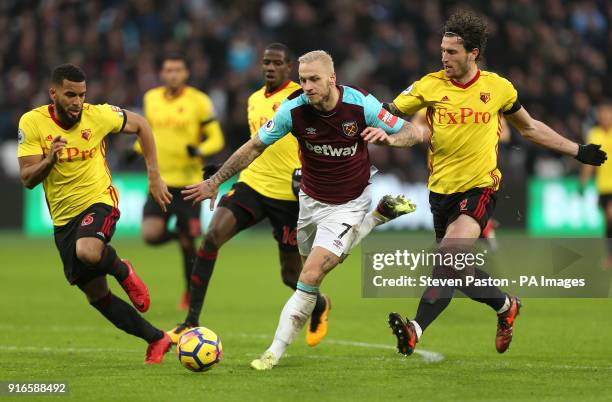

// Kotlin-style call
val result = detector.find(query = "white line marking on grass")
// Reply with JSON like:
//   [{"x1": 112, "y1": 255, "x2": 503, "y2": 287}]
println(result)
[
  {"x1": 236, "y1": 333, "x2": 445, "y2": 363},
  {"x1": 0, "y1": 345, "x2": 139, "y2": 354}
]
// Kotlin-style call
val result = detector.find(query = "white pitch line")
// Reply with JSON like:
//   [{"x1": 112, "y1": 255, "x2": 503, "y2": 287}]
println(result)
[{"x1": 236, "y1": 333, "x2": 445, "y2": 363}]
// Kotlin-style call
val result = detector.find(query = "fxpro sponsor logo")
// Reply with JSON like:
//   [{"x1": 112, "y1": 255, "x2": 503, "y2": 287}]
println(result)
[{"x1": 304, "y1": 140, "x2": 357, "y2": 157}]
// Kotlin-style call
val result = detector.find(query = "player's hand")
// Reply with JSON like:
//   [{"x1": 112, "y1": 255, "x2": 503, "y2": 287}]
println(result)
[
  {"x1": 187, "y1": 145, "x2": 202, "y2": 158},
  {"x1": 149, "y1": 174, "x2": 172, "y2": 212},
  {"x1": 182, "y1": 179, "x2": 219, "y2": 209},
  {"x1": 46, "y1": 135, "x2": 67, "y2": 164},
  {"x1": 361, "y1": 127, "x2": 391, "y2": 145},
  {"x1": 576, "y1": 144, "x2": 607, "y2": 166}
]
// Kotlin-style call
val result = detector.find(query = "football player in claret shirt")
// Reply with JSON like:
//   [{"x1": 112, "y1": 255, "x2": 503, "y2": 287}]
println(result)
[
  {"x1": 17, "y1": 64, "x2": 174, "y2": 364},
  {"x1": 168, "y1": 44, "x2": 333, "y2": 348},
  {"x1": 183, "y1": 50, "x2": 428, "y2": 370},
  {"x1": 382, "y1": 10, "x2": 607, "y2": 357},
  {"x1": 134, "y1": 54, "x2": 224, "y2": 310}
]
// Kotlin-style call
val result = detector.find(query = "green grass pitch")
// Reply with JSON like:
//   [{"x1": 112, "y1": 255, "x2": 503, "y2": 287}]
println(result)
[{"x1": 1, "y1": 231, "x2": 611, "y2": 401}]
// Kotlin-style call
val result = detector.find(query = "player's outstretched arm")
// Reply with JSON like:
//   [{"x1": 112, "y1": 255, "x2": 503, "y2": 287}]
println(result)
[
  {"x1": 122, "y1": 109, "x2": 172, "y2": 211},
  {"x1": 507, "y1": 107, "x2": 607, "y2": 166},
  {"x1": 18, "y1": 135, "x2": 67, "y2": 189},
  {"x1": 361, "y1": 121, "x2": 428, "y2": 147},
  {"x1": 182, "y1": 135, "x2": 268, "y2": 208}
]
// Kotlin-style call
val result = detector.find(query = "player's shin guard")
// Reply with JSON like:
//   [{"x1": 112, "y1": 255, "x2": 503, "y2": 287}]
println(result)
[
  {"x1": 268, "y1": 283, "x2": 317, "y2": 359},
  {"x1": 90, "y1": 291, "x2": 163, "y2": 343},
  {"x1": 97, "y1": 245, "x2": 129, "y2": 281},
  {"x1": 185, "y1": 247, "x2": 217, "y2": 325}
]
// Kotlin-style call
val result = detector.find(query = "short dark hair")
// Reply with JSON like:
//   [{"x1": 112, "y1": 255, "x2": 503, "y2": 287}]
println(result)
[
  {"x1": 51, "y1": 64, "x2": 86, "y2": 85},
  {"x1": 443, "y1": 10, "x2": 487, "y2": 61},
  {"x1": 265, "y1": 43, "x2": 291, "y2": 63},
  {"x1": 161, "y1": 53, "x2": 188, "y2": 69}
]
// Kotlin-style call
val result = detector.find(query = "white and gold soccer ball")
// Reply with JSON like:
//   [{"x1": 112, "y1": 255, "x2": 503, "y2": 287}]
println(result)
[{"x1": 177, "y1": 327, "x2": 223, "y2": 372}]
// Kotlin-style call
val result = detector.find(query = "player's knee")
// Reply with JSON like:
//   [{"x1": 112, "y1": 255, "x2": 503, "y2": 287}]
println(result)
[
  {"x1": 299, "y1": 265, "x2": 324, "y2": 287},
  {"x1": 203, "y1": 227, "x2": 225, "y2": 251},
  {"x1": 75, "y1": 240, "x2": 103, "y2": 265},
  {"x1": 142, "y1": 228, "x2": 163, "y2": 244}
]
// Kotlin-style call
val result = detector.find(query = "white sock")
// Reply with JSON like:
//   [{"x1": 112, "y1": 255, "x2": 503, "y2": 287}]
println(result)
[
  {"x1": 411, "y1": 320, "x2": 423, "y2": 340},
  {"x1": 349, "y1": 212, "x2": 385, "y2": 250},
  {"x1": 496, "y1": 296, "x2": 511, "y2": 314},
  {"x1": 267, "y1": 289, "x2": 317, "y2": 359}
]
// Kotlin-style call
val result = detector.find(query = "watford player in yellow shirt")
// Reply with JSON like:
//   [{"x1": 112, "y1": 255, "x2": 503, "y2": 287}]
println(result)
[
  {"x1": 383, "y1": 10, "x2": 607, "y2": 358},
  {"x1": 168, "y1": 44, "x2": 331, "y2": 347},
  {"x1": 581, "y1": 101, "x2": 612, "y2": 268},
  {"x1": 17, "y1": 64, "x2": 173, "y2": 363},
  {"x1": 135, "y1": 54, "x2": 224, "y2": 310}
]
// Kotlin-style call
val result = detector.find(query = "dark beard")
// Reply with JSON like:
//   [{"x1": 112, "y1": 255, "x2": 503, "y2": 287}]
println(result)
[{"x1": 54, "y1": 102, "x2": 82, "y2": 127}]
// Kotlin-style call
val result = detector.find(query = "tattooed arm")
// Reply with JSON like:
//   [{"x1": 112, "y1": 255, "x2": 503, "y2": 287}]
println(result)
[
  {"x1": 182, "y1": 135, "x2": 268, "y2": 208},
  {"x1": 361, "y1": 120, "x2": 428, "y2": 147}
]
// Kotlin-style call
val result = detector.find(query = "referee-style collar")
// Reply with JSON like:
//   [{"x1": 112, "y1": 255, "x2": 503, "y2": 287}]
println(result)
[{"x1": 450, "y1": 69, "x2": 481, "y2": 89}]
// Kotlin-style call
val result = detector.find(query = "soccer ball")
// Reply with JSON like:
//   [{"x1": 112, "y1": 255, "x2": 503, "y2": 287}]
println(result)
[{"x1": 177, "y1": 327, "x2": 223, "y2": 372}]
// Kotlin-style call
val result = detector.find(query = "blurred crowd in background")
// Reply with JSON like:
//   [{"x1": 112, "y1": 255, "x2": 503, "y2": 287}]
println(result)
[{"x1": 1, "y1": 0, "x2": 610, "y2": 184}]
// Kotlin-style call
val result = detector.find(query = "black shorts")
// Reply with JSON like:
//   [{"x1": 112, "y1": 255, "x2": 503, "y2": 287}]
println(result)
[
  {"x1": 143, "y1": 187, "x2": 201, "y2": 237},
  {"x1": 53, "y1": 203, "x2": 120, "y2": 287},
  {"x1": 218, "y1": 182, "x2": 299, "y2": 251},
  {"x1": 599, "y1": 193, "x2": 612, "y2": 209},
  {"x1": 429, "y1": 187, "x2": 497, "y2": 241}
]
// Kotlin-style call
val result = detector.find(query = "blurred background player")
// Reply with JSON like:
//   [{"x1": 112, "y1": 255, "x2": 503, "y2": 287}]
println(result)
[
  {"x1": 182, "y1": 50, "x2": 425, "y2": 370},
  {"x1": 168, "y1": 43, "x2": 332, "y2": 347},
  {"x1": 384, "y1": 10, "x2": 607, "y2": 357},
  {"x1": 17, "y1": 64, "x2": 173, "y2": 363},
  {"x1": 581, "y1": 100, "x2": 612, "y2": 268},
  {"x1": 133, "y1": 54, "x2": 225, "y2": 309}
]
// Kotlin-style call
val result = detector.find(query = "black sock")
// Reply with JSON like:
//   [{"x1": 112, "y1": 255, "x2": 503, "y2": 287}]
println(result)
[
  {"x1": 98, "y1": 245, "x2": 129, "y2": 282},
  {"x1": 185, "y1": 247, "x2": 218, "y2": 325},
  {"x1": 456, "y1": 268, "x2": 507, "y2": 311},
  {"x1": 90, "y1": 292, "x2": 163, "y2": 343},
  {"x1": 181, "y1": 246, "x2": 196, "y2": 292},
  {"x1": 414, "y1": 265, "x2": 455, "y2": 332}
]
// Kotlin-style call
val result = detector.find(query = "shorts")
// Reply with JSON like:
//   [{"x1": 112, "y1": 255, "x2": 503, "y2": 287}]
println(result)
[
  {"x1": 143, "y1": 187, "x2": 201, "y2": 238},
  {"x1": 599, "y1": 193, "x2": 612, "y2": 209},
  {"x1": 218, "y1": 182, "x2": 299, "y2": 251},
  {"x1": 53, "y1": 203, "x2": 120, "y2": 287},
  {"x1": 429, "y1": 187, "x2": 497, "y2": 241},
  {"x1": 297, "y1": 186, "x2": 372, "y2": 257}
]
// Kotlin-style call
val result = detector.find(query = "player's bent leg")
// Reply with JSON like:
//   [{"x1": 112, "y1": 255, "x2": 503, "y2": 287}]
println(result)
[
  {"x1": 81, "y1": 276, "x2": 170, "y2": 362},
  {"x1": 251, "y1": 247, "x2": 341, "y2": 370},
  {"x1": 276, "y1": 248, "x2": 332, "y2": 347},
  {"x1": 349, "y1": 194, "x2": 417, "y2": 250},
  {"x1": 76, "y1": 237, "x2": 150, "y2": 311}
]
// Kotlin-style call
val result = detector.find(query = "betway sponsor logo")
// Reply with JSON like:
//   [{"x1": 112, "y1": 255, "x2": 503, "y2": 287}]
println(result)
[{"x1": 304, "y1": 140, "x2": 357, "y2": 157}]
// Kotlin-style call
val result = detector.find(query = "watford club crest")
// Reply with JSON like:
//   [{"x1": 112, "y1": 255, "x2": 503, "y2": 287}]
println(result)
[
  {"x1": 342, "y1": 121, "x2": 358, "y2": 137},
  {"x1": 81, "y1": 129, "x2": 91, "y2": 141},
  {"x1": 480, "y1": 92, "x2": 491, "y2": 104}
]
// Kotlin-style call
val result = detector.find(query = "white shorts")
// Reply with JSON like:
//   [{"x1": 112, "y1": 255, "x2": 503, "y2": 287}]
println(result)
[{"x1": 297, "y1": 186, "x2": 372, "y2": 257}]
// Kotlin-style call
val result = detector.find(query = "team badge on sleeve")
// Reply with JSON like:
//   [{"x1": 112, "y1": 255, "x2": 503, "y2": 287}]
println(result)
[
  {"x1": 110, "y1": 105, "x2": 124, "y2": 117},
  {"x1": 264, "y1": 119, "x2": 275, "y2": 132},
  {"x1": 402, "y1": 83, "x2": 414, "y2": 95},
  {"x1": 18, "y1": 128, "x2": 24, "y2": 144},
  {"x1": 377, "y1": 109, "x2": 398, "y2": 127}
]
